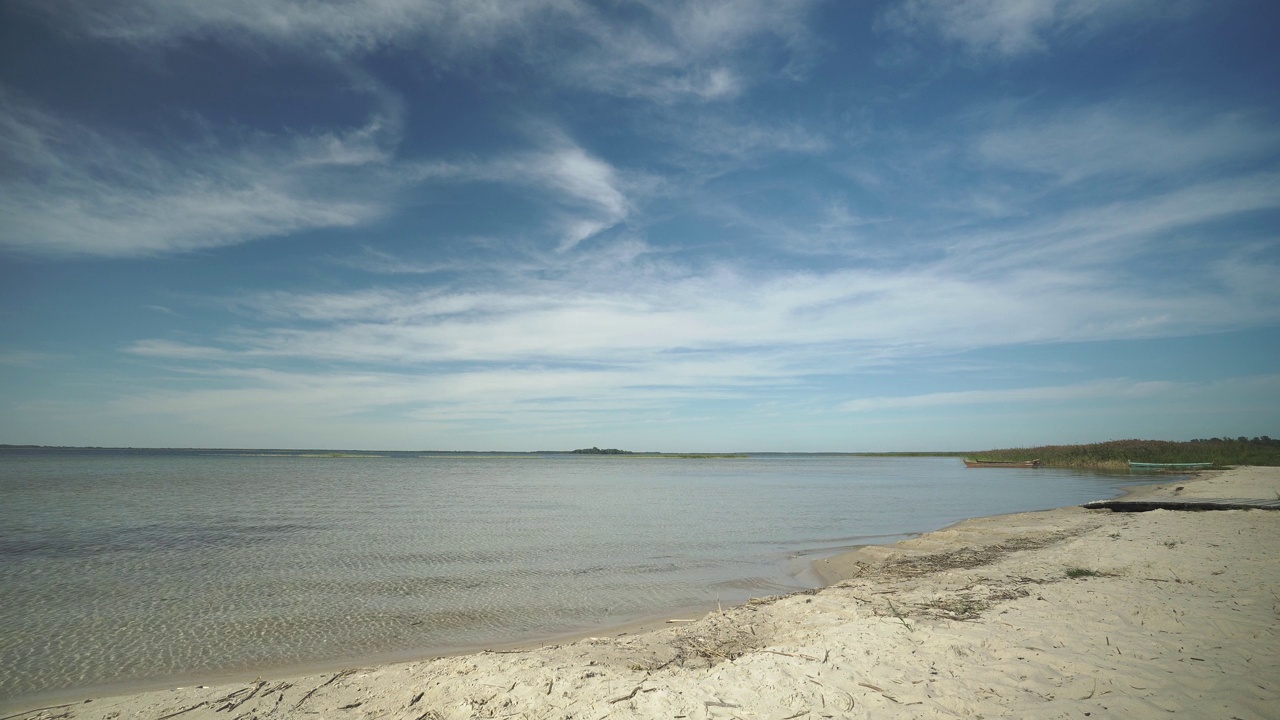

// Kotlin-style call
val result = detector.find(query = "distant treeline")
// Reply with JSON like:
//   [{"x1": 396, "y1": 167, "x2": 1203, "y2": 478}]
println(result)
[
  {"x1": 571, "y1": 447, "x2": 636, "y2": 455},
  {"x1": 969, "y1": 437, "x2": 1280, "y2": 468}
]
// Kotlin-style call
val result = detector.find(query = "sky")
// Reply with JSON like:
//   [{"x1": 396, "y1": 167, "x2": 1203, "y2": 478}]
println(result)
[{"x1": 1, "y1": 0, "x2": 1278, "y2": 452}]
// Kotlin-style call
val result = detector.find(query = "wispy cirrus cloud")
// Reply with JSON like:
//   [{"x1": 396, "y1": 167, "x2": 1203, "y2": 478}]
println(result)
[
  {"x1": 412, "y1": 133, "x2": 636, "y2": 250},
  {"x1": 18, "y1": 0, "x2": 576, "y2": 54},
  {"x1": 557, "y1": 0, "x2": 818, "y2": 102},
  {"x1": 0, "y1": 93, "x2": 398, "y2": 257},
  {"x1": 943, "y1": 173, "x2": 1280, "y2": 271},
  {"x1": 126, "y1": 237, "x2": 1280, "y2": 374},
  {"x1": 878, "y1": 0, "x2": 1203, "y2": 57},
  {"x1": 98, "y1": 361, "x2": 769, "y2": 451},
  {"x1": 0, "y1": 82, "x2": 640, "y2": 257},
  {"x1": 977, "y1": 106, "x2": 1280, "y2": 184},
  {"x1": 109, "y1": 241, "x2": 1278, "y2": 447},
  {"x1": 839, "y1": 378, "x2": 1180, "y2": 412},
  {"x1": 22, "y1": 0, "x2": 819, "y2": 103}
]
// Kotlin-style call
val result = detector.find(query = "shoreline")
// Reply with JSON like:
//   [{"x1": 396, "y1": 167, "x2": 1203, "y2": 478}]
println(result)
[
  {"x1": 7, "y1": 467, "x2": 1277, "y2": 717},
  {"x1": 808, "y1": 470, "x2": 1192, "y2": 585},
  {"x1": 0, "y1": 472, "x2": 1164, "y2": 714},
  {"x1": 0, "y1": 473, "x2": 1142, "y2": 711}
]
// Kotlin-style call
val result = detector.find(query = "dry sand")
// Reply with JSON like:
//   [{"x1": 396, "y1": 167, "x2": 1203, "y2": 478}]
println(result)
[{"x1": 7, "y1": 467, "x2": 1278, "y2": 720}]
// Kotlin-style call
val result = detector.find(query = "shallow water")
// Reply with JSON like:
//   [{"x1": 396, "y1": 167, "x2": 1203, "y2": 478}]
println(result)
[{"x1": 0, "y1": 449, "x2": 1143, "y2": 701}]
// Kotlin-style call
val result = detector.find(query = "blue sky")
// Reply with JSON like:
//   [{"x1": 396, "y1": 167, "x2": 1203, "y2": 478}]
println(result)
[{"x1": 1, "y1": 0, "x2": 1278, "y2": 451}]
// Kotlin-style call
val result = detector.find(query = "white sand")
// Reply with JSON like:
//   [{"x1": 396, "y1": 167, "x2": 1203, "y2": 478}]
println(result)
[{"x1": 8, "y1": 467, "x2": 1279, "y2": 719}]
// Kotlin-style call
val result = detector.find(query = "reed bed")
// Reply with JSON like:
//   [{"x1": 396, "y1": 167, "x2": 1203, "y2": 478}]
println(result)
[{"x1": 965, "y1": 438, "x2": 1280, "y2": 469}]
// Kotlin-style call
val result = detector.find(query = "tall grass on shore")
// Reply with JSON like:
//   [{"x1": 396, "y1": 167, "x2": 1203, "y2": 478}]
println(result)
[{"x1": 967, "y1": 437, "x2": 1280, "y2": 469}]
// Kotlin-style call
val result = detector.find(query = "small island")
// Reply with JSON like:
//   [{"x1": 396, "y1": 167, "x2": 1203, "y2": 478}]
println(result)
[{"x1": 570, "y1": 447, "x2": 636, "y2": 455}]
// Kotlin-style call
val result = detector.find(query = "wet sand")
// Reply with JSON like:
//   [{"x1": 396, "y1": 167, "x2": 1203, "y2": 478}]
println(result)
[{"x1": 6, "y1": 466, "x2": 1278, "y2": 719}]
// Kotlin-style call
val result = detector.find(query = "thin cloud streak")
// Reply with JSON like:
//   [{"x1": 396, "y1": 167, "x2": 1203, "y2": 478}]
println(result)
[
  {"x1": 24, "y1": 0, "x2": 818, "y2": 103},
  {"x1": 127, "y1": 251, "x2": 1280, "y2": 370},
  {"x1": 944, "y1": 174, "x2": 1280, "y2": 271},
  {"x1": 839, "y1": 378, "x2": 1181, "y2": 413},
  {"x1": 0, "y1": 95, "x2": 395, "y2": 257},
  {"x1": 879, "y1": 0, "x2": 1202, "y2": 58},
  {"x1": 977, "y1": 107, "x2": 1280, "y2": 184},
  {"x1": 410, "y1": 135, "x2": 634, "y2": 250}
]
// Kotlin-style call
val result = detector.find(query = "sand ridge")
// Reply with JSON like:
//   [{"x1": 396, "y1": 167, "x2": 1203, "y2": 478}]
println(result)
[{"x1": 7, "y1": 467, "x2": 1279, "y2": 719}]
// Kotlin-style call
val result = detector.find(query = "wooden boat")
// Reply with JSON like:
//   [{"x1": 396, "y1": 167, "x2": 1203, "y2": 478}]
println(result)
[
  {"x1": 1127, "y1": 461, "x2": 1213, "y2": 469},
  {"x1": 963, "y1": 459, "x2": 1042, "y2": 468}
]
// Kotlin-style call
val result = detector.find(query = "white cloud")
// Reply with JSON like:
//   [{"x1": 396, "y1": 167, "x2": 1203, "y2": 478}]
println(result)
[
  {"x1": 946, "y1": 173, "x2": 1280, "y2": 271},
  {"x1": 329, "y1": 247, "x2": 476, "y2": 275},
  {"x1": 104, "y1": 253, "x2": 1280, "y2": 445},
  {"x1": 109, "y1": 361, "x2": 777, "y2": 435},
  {"x1": 25, "y1": 0, "x2": 818, "y2": 103},
  {"x1": 0, "y1": 93, "x2": 638, "y2": 258},
  {"x1": 0, "y1": 95, "x2": 396, "y2": 257},
  {"x1": 411, "y1": 134, "x2": 634, "y2": 250},
  {"x1": 126, "y1": 240, "x2": 1280, "y2": 375},
  {"x1": 523, "y1": 143, "x2": 631, "y2": 250},
  {"x1": 839, "y1": 378, "x2": 1180, "y2": 412},
  {"x1": 677, "y1": 116, "x2": 830, "y2": 160},
  {"x1": 127, "y1": 340, "x2": 236, "y2": 361},
  {"x1": 978, "y1": 108, "x2": 1279, "y2": 184},
  {"x1": 21, "y1": 0, "x2": 574, "y2": 54},
  {"x1": 880, "y1": 0, "x2": 1201, "y2": 57}
]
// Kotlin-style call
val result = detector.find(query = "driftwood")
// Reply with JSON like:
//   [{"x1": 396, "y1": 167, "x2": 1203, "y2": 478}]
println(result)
[{"x1": 293, "y1": 668, "x2": 358, "y2": 710}]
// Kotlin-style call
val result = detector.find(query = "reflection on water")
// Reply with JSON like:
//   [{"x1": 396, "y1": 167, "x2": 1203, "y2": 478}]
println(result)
[{"x1": 0, "y1": 450, "x2": 1140, "y2": 701}]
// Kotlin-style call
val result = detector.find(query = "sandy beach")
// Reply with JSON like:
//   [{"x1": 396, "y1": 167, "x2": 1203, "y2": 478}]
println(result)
[{"x1": 7, "y1": 466, "x2": 1278, "y2": 720}]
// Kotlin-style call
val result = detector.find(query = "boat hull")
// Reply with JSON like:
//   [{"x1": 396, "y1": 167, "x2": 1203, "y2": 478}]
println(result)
[{"x1": 963, "y1": 459, "x2": 1042, "y2": 468}]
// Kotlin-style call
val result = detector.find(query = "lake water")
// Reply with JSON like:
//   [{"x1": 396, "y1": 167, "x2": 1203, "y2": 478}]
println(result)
[{"x1": 0, "y1": 449, "x2": 1145, "y2": 704}]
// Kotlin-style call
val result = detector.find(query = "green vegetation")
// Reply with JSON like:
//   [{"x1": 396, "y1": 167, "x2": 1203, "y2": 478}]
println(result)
[
  {"x1": 571, "y1": 447, "x2": 635, "y2": 455},
  {"x1": 966, "y1": 437, "x2": 1280, "y2": 469}
]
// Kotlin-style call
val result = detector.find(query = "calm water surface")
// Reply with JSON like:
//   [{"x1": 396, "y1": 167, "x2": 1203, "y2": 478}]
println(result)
[{"x1": 0, "y1": 449, "x2": 1145, "y2": 703}]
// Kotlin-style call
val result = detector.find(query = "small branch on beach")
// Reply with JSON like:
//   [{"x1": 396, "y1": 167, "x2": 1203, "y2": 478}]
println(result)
[
  {"x1": 887, "y1": 600, "x2": 912, "y2": 631},
  {"x1": 152, "y1": 700, "x2": 209, "y2": 720},
  {"x1": 0, "y1": 703, "x2": 78, "y2": 720},
  {"x1": 809, "y1": 680, "x2": 854, "y2": 712},
  {"x1": 761, "y1": 649, "x2": 821, "y2": 662},
  {"x1": 218, "y1": 679, "x2": 267, "y2": 712},
  {"x1": 293, "y1": 668, "x2": 358, "y2": 710},
  {"x1": 690, "y1": 642, "x2": 731, "y2": 661},
  {"x1": 608, "y1": 685, "x2": 643, "y2": 704}
]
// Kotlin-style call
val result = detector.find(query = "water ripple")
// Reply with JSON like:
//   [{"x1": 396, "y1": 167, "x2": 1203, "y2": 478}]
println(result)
[{"x1": 0, "y1": 450, "x2": 1142, "y2": 702}]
